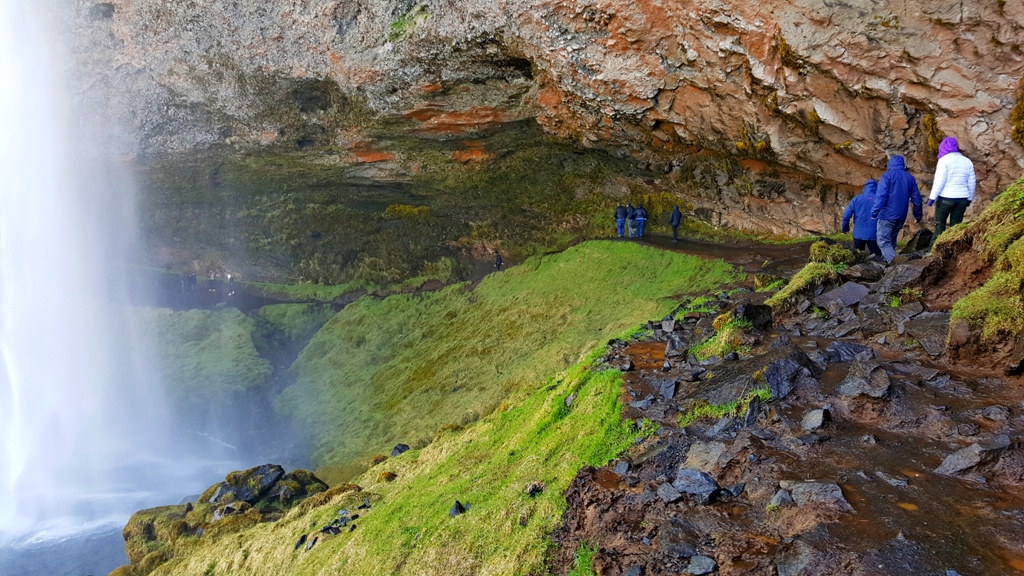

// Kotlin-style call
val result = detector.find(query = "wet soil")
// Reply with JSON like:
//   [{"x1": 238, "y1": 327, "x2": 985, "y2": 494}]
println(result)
[
  {"x1": 639, "y1": 235, "x2": 812, "y2": 275},
  {"x1": 552, "y1": 274, "x2": 1024, "y2": 576}
]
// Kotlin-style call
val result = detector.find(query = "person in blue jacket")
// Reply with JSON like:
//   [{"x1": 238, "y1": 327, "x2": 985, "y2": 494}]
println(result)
[
  {"x1": 669, "y1": 205, "x2": 683, "y2": 242},
  {"x1": 634, "y1": 205, "x2": 648, "y2": 237},
  {"x1": 842, "y1": 179, "x2": 881, "y2": 257},
  {"x1": 614, "y1": 204, "x2": 628, "y2": 237},
  {"x1": 870, "y1": 155, "x2": 923, "y2": 264},
  {"x1": 625, "y1": 203, "x2": 636, "y2": 237}
]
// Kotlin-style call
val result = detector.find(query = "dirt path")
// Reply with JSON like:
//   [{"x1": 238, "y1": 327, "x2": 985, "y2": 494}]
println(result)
[{"x1": 550, "y1": 260, "x2": 1024, "y2": 576}]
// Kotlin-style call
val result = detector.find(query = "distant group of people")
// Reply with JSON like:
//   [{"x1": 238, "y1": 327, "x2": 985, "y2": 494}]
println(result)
[
  {"x1": 613, "y1": 203, "x2": 650, "y2": 238},
  {"x1": 181, "y1": 269, "x2": 236, "y2": 297},
  {"x1": 842, "y1": 136, "x2": 976, "y2": 264}
]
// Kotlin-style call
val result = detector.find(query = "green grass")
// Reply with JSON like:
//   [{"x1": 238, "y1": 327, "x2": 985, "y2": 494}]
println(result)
[
  {"x1": 243, "y1": 280, "x2": 374, "y2": 302},
  {"x1": 568, "y1": 543, "x2": 597, "y2": 576},
  {"x1": 275, "y1": 240, "x2": 740, "y2": 481},
  {"x1": 151, "y1": 352, "x2": 646, "y2": 576},
  {"x1": 678, "y1": 387, "x2": 772, "y2": 427}
]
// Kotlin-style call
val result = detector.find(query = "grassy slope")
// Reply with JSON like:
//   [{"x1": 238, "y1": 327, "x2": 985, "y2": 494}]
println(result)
[
  {"x1": 937, "y1": 177, "x2": 1024, "y2": 341},
  {"x1": 275, "y1": 240, "x2": 740, "y2": 481},
  {"x1": 155, "y1": 355, "x2": 642, "y2": 576}
]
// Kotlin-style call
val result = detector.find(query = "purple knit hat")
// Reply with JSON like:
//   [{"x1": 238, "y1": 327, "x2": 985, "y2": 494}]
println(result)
[{"x1": 937, "y1": 136, "x2": 958, "y2": 159}]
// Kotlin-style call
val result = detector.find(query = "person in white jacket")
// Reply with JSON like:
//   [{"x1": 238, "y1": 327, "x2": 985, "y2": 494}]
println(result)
[{"x1": 927, "y1": 136, "x2": 976, "y2": 243}]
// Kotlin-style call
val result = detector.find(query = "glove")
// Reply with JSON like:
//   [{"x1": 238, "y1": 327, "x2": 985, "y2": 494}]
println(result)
[
  {"x1": 841, "y1": 225, "x2": 849, "y2": 233},
  {"x1": 927, "y1": 199, "x2": 934, "y2": 207}
]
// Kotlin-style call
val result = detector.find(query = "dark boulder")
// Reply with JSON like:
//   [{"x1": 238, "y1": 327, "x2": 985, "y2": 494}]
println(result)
[
  {"x1": 838, "y1": 360, "x2": 891, "y2": 399},
  {"x1": 687, "y1": 555, "x2": 717, "y2": 575},
  {"x1": 875, "y1": 260, "x2": 928, "y2": 294},
  {"x1": 903, "y1": 311, "x2": 950, "y2": 357},
  {"x1": 780, "y1": 480, "x2": 854, "y2": 512},
  {"x1": 824, "y1": 341, "x2": 876, "y2": 364},
  {"x1": 814, "y1": 281, "x2": 870, "y2": 313},
  {"x1": 671, "y1": 468, "x2": 721, "y2": 504},
  {"x1": 208, "y1": 464, "x2": 285, "y2": 504},
  {"x1": 934, "y1": 435, "x2": 1011, "y2": 476},
  {"x1": 391, "y1": 444, "x2": 411, "y2": 457},
  {"x1": 658, "y1": 517, "x2": 698, "y2": 558},
  {"x1": 449, "y1": 500, "x2": 467, "y2": 517}
]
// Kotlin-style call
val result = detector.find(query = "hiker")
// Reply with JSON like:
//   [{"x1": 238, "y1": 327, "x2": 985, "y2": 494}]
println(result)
[
  {"x1": 927, "y1": 136, "x2": 976, "y2": 243},
  {"x1": 634, "y1": 205, "x2": 648, "y2": 237},
  {"x1": 626, "y1": 203, "x2": 636, "y2": 237},
  {"x1": 841, "y1": 179, "x2": 881, "y2": 257},
  {"x1": 494, "y1": 252, "x2": 503, "y2": 271},
  {"x1": 871, "y1": 154, "x2": 923, "y2": 264},
  {"x1": 614, "y1": 204, "x2": 628, "y2": 238},
  {"x1": 226, "y1": 274, "x2": 236, "y2": 296},
  {"x1": 669, "y1": 205, "x2": 682, "y2": 242},
  {"x1": 207, "y1": 270, "x2": 216, "y2": 292},
  {"x1": 188, "y1": 272, "x2": 197, "y2": 292}
]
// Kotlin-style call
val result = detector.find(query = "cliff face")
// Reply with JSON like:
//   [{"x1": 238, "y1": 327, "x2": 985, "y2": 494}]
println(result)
[{"x1": 72, "y1": 0, "x2": 1024, "y2": 236}]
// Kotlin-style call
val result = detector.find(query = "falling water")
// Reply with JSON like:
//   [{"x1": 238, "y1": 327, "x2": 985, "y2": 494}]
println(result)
[{"x1": 0, "y1": 2, "x2": 204, "y2": 572}]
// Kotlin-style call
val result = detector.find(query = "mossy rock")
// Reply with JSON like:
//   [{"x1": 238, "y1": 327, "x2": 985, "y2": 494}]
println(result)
[
  {"x1": 809, "y1": 240, "x2": 857, "y2": 265},
  {"x1": 109, "y1": 565, "x2": 138, "y2": 576},
  {"x1": 137, "y1": 549, "x2": 172, "y2": 575}
]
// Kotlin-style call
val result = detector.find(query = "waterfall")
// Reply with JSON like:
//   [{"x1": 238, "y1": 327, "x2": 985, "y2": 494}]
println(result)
[{"x1": 0, "y1": 1, "x2": 172, "y2": 540}]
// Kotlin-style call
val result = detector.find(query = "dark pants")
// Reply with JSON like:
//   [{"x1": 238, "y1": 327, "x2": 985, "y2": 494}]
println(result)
[
  {"x1": 877, "y1": 218, "x2": 905, "y2": 263},
  {"x1": 671, "y1": 224, "x2": 679, "y2": 240},
  {"x1": 853, "y1": 238, "x2": 881, "y2": 256},
  {"x1": 636, "y1": 218, "x2": 646, "y2": 237},
  {"x1": 934, "y1": 197, "x2": 970, "y2": 242}
]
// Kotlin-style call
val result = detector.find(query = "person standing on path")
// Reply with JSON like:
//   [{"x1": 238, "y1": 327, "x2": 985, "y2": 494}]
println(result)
[
  {"x1": 634, "y1": 205, "x2": 648, "y2": 237},
  {"x1": 871, "y1": 154, "x2": 923, "y2": 264},
  {"x1": 927, "y1": 136, "x2": 976, "y2": 244},
  {"x1": 494, "y1": 251, "x2": 503, "y2": 271},
  {"x1": 842, "y1": 179, "x2": 881, "y2": 257},
  {"x1": 614, "y1": 204, "x2": 628, "y2": 238},
  {"x1": 669, "y1": 205, "x2": 682, "y2": 242},
  {"x1": 625, "y1": 203, "x2": 636, "y2": 238}
]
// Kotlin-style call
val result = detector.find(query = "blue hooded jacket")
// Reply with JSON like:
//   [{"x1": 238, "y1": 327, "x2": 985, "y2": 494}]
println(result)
[
  {"x1": 870, "y1": 155, "x2": 922, "y2": 222},
  {"x1": 842, "y1": 180, "x2": 878, "y2": 241}
]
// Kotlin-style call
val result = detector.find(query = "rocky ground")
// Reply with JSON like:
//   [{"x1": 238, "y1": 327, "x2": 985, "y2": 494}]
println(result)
[{"x1": 551, "y1": 252, "x2": 1024, "y2": 576}]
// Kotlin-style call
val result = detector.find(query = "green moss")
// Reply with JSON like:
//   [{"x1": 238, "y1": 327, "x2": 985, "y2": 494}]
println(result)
[
  {"x1": 808, "y1": 240, "x2": 856, "y2": 265},
  {"x1": 275, "y1": 241, "x2": 739, "y2": 480},
  {"x1": 922, "y1": 113, "x2": 946, "y2": 157},
  {"x1": 678, "y1": 388, "x2": 772, "y2": 427},
  {"x1": 388, "y1": 2, "x2": 430, "y2": 42},
  {"x1": 689, "y1": 317, "x2": 754, "y2": 360},
  {"x1": 1011, "y1": 77, "x2": 1024, "y2": 146},
  {"x1": 765, "y1": 262, "x2": 841, "y2": 306},
  {"x1": 777, "y1": 34, "x2": 803, "y2": 69}
]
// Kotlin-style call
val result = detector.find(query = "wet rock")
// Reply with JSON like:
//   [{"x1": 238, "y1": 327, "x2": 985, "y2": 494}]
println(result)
[
  {"x1": 796, "y1": 433, "x2": 829, "y2": 445},
  {"x1": 728, "y1": 482, "x2": 745, "y2": 497},
  {"x1": 723, "y1": 351, "x2": 739, "y2": 361},
  {"x1": 629, "y1": 395, "x2": 654, "y2": 410},
  {"x1": 956, "y1": 423, "x2": 980, "y2": 437},
  {"x1": 657, "y1": 482, "x2": 683, "y2": 503},
  {"x1": 840, "y1": 261, "x2": 886, "y2": 282},
  {"x1": 657, "y1": 379, "x2": 679, "y2": 400},
  {"x1": 981, "y1": 405, "x2": 1010, "y2": 422},
  {"x1": 623, "y1": 567, "x2": 644, "y2": 576},
  {"x1": 858, "y1": 306, "x2": 887, "y2": 336},
  {"x1": 829, "y1": 319, "x2": 861, "y2": 338},
  {"x1": 801, "y1": 408, "x2": 829, "y2": 431},
  {"x1": 934, "y1": 435, "x2": 1011, "y2": 476},
  {"x1": 672, "y1": 468, "x2": 721, "y2": 504},
  {"x1": 824, "y1": 341, "x2": 876, "y2": 364},
  {"x1": 776, "y1": 538, "x2": 828, "y2": 576},
  {"x1": 838, "y1": 360, "x2": 891, "y2": 399},
  {"x1": 208, "y1": 464, "x2": 285, "y2": 504},
  {"x1": 565, "y1": 393, "x2": 576, "y2": 407},
  {"x1": 875, "y1": 260, "x2": 928, "y2": 294},
  {"x1": 683, "y1": 440, "x2": 727, "y2": 472},
  {"x1": 768, "y1": 489, "x2": 796, "y2": 509},
  {"x1": 657, "y1": 517, "x2": 698, "y2": 558},
  {"x1": 449, "y1": 500, "x2": 467, "y2": 517},
  {"x1": 390, "y1": 443, "x2": 411, "y2": 457},
  {"x1": 662, "y1": 319, "x2": 678, "y2": 333},
  {"x1": 1007, "y1": 337, "x2": 1024, "y2": 376},
  {"x1": 781, "y1": 480, "x2": 854, "y2": 512},
  {"x1": 304, "y1": 535, "x2": 318, "y2": 551},
  {"x1": 621, "y1": 358, "x2": 635, "y2": 372},
  {"x1": 662, "y1": 360, "x2": 672, "y2": 372},
  {"x1": 862, "y1": 434, "x2": 877, "y2": 444},
  {"x1": 686, "y1": 555, "x2": 717, "y2": 575},
  {"x1": 613, "y1": 460, "x2": 630, "y2": 475},
  {"x1": 903, "y1": 311, "x2": 950, "y2": 357},
  {"x1": 814, "y1": 281, "x2": 870, "y2": 312},
  {"x1": 293, "y1": 533, "x2": 307, "y2": 550},
  {"x1": 875, "y1": 470, "x2": 909, "y2": 487}
]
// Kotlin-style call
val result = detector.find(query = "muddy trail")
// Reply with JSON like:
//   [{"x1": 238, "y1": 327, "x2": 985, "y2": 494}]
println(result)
[
  {"x1": 551, "y1": 254, "x2": 1024, "y2": 576},
  {"x1": 638, "y1": 235, "x2": 811, "y2": 275}
]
